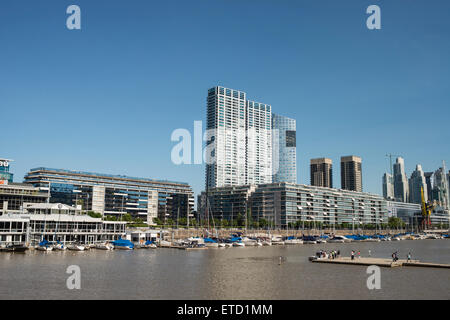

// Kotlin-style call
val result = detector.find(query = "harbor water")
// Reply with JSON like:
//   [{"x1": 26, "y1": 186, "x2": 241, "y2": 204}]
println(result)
[{"x1": 0, "y1": 239, "x2": 449, "y2": 300}]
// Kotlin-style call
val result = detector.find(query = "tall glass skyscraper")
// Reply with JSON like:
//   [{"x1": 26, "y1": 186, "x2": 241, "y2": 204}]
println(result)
[
  {"x1": 408, "y1": 164, "x2": 428, "y2": 204},
  {"x1": 382, "y1": 172, "x2": 394, "y2": 200},
  {"x1": 205, "y1": 86, "x2": 273, "y2": 188},
  {"x1": 393, "y1": 157, "x2": 409, "y2": 202},
  {"x1": 272, "y1": 114, "x2": 297, "y2": 184}
]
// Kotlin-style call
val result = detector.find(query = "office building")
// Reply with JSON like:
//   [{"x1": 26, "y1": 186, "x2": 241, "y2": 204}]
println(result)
[
  {"x1": 24, "y1": 167, "x2": 194, "y2": 225},
  {"x1": 0, "y1": 203, "x2": 126, "y2": 246},
  {"x1": 393, "y1": 157, "x2": 409, "y2": 202},
  {"x1": 341, "y1": 156, "x2": 362, "y2": 192},
  {"x1": 0, "y1": 160, "x2": 49, "y2": 214},
  {"x1": 251, "y1": 183, "x2": 386, "y2": 227},
  {"x1": 200, "y1": 183, "x2": 386, "y2": 228},
  {"x1": 382, "y1": 173, "x2": 394, "y2": 200},
  {"x1": 198, "y1": 185, "x2": 256, "y2": 222},
  {"x1": 408, "y1": 164, "x2": 428, "y2": 204},
  {"x1": 272, "y1": 114, "x2": 297, "y2": 184},
  {"x1": 310, "y1": 158, "x2": 333, "y2": 188}
]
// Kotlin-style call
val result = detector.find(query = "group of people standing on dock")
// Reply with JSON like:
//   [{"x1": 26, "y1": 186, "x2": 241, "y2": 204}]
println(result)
[{"x1": 317, "y1": 249, "x2": 340, "y2": 259}]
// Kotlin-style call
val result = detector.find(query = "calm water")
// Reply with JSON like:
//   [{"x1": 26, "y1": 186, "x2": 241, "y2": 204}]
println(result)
[{"x1": 0, "y1": 240, "x2": 449, "y2": 300}]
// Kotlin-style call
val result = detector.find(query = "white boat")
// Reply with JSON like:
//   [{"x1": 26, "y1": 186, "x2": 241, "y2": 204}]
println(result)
[
  {"x1": 271, "y1": 236, "x2": 285, "y2": 245},
  {"x1": 158, "y1": 240, "x2": 172, "y2": 247},
  {"x1": 54, "y1": 243, "x2": 67, "y2": 251},
  {"x1": 316, "y1": 239, "x2": 327, "y2": 244},
  {"x1": 67, "y1": 244, "x2": 86, "y2": 251},
  {"x1": 36, "y1": 246, "x2": 53, "y2": 252},
  {"x1": 392, "y1": 237, "x2": 401, "y2": 241},
  {"x1": 327, "y1": 235, "x2": 351, "y2": 243},
  {"x1": 94, "y1": 243, "x2": 114, "y2": 250},
  {"x1": 36, "y1": 240, "x2": 53, "y2": 251},
  {"x1": 225, "y1": 243, "x2": 233, "y2": 247},
  {"x1": 218, "y1": 243, "x2": 226, "y2": 248},
  {"x1": 205, "y1": 242, "x2": 219, "y2": 248},
  {"x1": 240, "y1": 237, "x2": 258, "y2": 246},
  {"x1": 256, "y1": 242, "x2": 263, "y2": 246},
  {"x1": 261, "y1": 240, "x2": 272, "y2": 246},
  {"x1": 284, "y1": 239, "x2": 303, "y2": 245},
  {"x1": 233, "y1": 242, "x2": 245, "y2": 247}
]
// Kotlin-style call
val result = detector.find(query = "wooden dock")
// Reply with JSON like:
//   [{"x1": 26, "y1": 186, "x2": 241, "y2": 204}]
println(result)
[{"x1": 311, "y1": 257, "x2": 450, "y2": 269}]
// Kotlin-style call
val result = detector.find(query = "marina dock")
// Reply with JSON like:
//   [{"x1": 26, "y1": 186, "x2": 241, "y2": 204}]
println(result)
[{"x1": 311, "y1": 257, "x2": 450, "y2": 269}]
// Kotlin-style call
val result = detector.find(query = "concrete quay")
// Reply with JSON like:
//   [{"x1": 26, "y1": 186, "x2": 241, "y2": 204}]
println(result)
[{"x1": 311, "y1": 257, "x2": 450, "y2": 269}]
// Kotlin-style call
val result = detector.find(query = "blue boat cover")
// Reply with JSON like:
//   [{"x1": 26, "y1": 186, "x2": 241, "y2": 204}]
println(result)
[{"x1": 112, "y1": 238, "x2": 134, "y2": 248}]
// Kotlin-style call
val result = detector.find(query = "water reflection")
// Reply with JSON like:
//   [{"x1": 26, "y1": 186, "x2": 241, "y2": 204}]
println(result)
[{"x1": 0, "y1": 240, "x2": 448, "y2": 300}]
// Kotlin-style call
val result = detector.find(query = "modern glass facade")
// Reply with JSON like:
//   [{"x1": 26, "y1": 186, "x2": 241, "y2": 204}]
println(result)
[
  {"x1": 272, "y1": 114, "x2": 297, "y2": 184},
  {"x1": 206, "y1": 86, "x2": 289, "y2": 189},
  {"x1": 200, "y1": 183, "x2": 386, "y2": 228},
  {"x1": 0, "y1": 159, "x2": 13, "y2": 184},
  {"x1": 24, "y1": 168, "x2": 194, "y2": 225}
]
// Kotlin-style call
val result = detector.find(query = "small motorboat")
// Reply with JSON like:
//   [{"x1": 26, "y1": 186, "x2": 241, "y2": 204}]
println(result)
[
  {"x1": 327, "y1": 236, "x2": 347, "y2": 243},
  {"x1": 94, "y1": 242, "x2": 114, "y2": 250},
  {"x1": 36, "y1": 240, "x2": 53, "y2": 252},
  {"x1": 111, "y1": 238, "x2": 134, "y2": 250},
  {"x1": 284, "y1": 237, "x2": 303, "y2": 245},
  {"x1": 232, "y1": 241, "x2": 245, "y2": 247},
  {"x1": 302, "y1": 236, "x2": 318, "y2": 244},
  {"x1": 4, "y1": 244, "x2": 29, "y2": 253},
  {"x1": 54, "y1": 241, "x2": 67, "y2": 251},
  {"x1": 67, "y1": 243, "x2": 86, "y2": 251}
]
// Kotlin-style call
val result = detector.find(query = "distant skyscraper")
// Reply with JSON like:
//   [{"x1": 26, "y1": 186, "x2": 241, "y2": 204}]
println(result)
[
  {"x1": 408, "y1": 164, "x2": 428, "y2": 204},
  {"x1": 310, "y1": 158, "x2": 333, "y2": 188},
  {"x1": 393, "y1": 157, "x2": 409, "y2": 202},
  {"x1": 205, "y1": 86, "x2": 273, "y2": 189},
  {"x1": 272, "y1": 114, "x2": 297, "y2": 184},
  {"x1": 382, "y1": 173, "x2": 394, "y2": 200},
  {"x1": 340, "y1": 155, "x2": 362, "y2": 192},
  {"x1": 431, "y1": 165, "x2": 449, "y2": 209},
  {"x1": 424, "y1": 171, "x2": 434, "y2": 202}
]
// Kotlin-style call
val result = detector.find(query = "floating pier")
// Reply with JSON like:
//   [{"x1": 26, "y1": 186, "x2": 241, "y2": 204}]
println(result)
[{"x1": 311, "y1": 257, "x2": 450, "y2": 269}]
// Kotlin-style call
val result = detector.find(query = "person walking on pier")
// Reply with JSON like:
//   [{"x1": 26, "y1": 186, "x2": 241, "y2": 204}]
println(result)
[
  {"x1": 368, "y1": 250, "x2": 371, "y2": 257},
  {"x1": 351, "y1": 250, "x2": 355, "y2": 260},
  {"x1": 357, "y1": 250, "x2": 361, "y2": 259},
  {"x1": 407, "y1": 252, "x2": 411, "y2": 262}
]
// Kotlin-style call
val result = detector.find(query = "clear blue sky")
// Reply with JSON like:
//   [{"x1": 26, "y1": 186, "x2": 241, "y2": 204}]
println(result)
[{"x1": 1, "y1": 0, "x2": 449, "y2": 202}]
